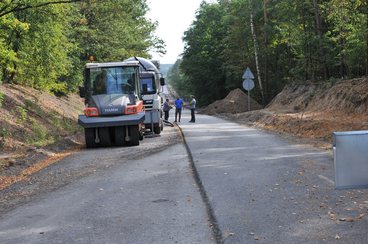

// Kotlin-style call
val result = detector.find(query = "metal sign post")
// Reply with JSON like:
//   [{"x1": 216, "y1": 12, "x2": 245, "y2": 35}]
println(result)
[{"x1": 242, "y1": 67, "x2": 255, "y2": 111}]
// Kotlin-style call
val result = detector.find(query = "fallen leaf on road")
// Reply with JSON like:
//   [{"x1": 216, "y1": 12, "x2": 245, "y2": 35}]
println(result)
[
  {"x1": 346, "y1": 217, "x2": 355, "y2": 222},
  {"x1": 328, "y1": 211, "x2": 336, "y2": 220},
  {"x1": 357, "y1": 213, "x2": 365, "y2": 219}
]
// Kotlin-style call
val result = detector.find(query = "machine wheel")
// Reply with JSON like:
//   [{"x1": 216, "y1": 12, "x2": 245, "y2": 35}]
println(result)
[
  {"x1": 139, "y1": 124, "x2": 145, "y2": 141},
  {"x1": 99, "y1": 127, "x2": 112, "y2": 147},
  {"x1": 85, "y1": 128, "x2": 97, "y2": 148},
  {"x1": 127, "y1": 125, "x2": 140, "y2": 146},
  {"x1": 153, "y1": 125, "x2": 161, "y2": 134},
  {"x1": 139, "y1": 130, "x2": 144, "y2": 141},
  {"x1": 114, "y1": 126, "x2": 126, "y2": 146}
]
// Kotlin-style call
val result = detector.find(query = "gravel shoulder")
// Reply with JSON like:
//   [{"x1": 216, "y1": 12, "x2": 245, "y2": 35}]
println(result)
[{"x1": 0, "y1": 125, "x2": 181, "y2": 216}]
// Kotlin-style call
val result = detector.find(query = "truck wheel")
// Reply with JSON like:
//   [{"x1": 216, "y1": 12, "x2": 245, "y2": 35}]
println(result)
[
  {"x1": 127, "y1": 125, "x2": 139, "y2": 146},
  {"x1": 99, "y1": 127, "x2": 112, "y2": 147},
  {"x1": 153, "y1": 125, "x2": 161, "y2": 134},
  {"x1": 85, "y1": 128, "x2": 97, "y2": 148},
  {"x1": 114, "y1": 126, "x2": 126, "y2": 146}
]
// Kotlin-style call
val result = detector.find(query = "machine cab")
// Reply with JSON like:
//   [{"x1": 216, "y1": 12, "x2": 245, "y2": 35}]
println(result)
[{"x1": 81, "y1": 61, "x2": 141, "y2": 116}]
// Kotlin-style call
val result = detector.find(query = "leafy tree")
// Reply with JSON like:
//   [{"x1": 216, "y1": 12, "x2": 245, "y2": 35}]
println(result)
[
  {"x1": 181, "y1": 2, "x2": 227, "y2": 106},
  {"x1": 0, "y1": 0, "x2": 164, "y2": 94},
  {"x1": 0, "y1": 0, "x2": 82, "y2": 17},
  {"x1": 0, "y1": 14, "x2": 28, "y2": 83},
  {"x1": 322, "y1": 0, "x2": 368, "y2": 77},
  {"x1": 13, "y1": 4, "x2": 76, "y2": 92},
  {"x1": 167, "y1": 59, "x2": 191, "y2": 98},
  {"x1": 76, "y1": 0, "x2": 164, "y2": 62},
  {"x1": 180, "y1": 0, "x2": 368, "y2": 107}
]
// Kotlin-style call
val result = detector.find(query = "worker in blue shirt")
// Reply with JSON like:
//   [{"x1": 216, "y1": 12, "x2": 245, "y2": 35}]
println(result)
[{"x1": 174, "y1": 96, "x2": 183, "y2": 123}]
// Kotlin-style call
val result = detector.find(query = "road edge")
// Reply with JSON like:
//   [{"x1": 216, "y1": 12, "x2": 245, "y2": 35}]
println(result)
[{"x1": 176, "y1": 125, "x2": 223, "y2": 244}]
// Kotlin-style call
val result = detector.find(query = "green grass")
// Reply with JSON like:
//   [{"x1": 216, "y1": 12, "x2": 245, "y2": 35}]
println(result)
[
  {"x1": 50, "y1": 111, "x2": 80, "y2": 134},
  {"x1": 25, "y1": 99, "x2": 44, "y2": 115},
  {"x1": 12, "y1": 99, "x2": 81, "y2": 148},
  {"x1": 0, "y1": 91, "x2": 4, "y2": 108},
  {"x1": 0, "y1": 128, "x2": 10, "y2": 149},
  {"x1": 27, "y1": 118, "x2": 55, "y2": 148},
  {"x1": 16, "y1": 105, "x2": 28, "y2": 124}
]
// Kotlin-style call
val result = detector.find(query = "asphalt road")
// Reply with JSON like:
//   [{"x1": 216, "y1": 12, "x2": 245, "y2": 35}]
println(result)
[
  {"x1": 1, "y1": 110, "x2": 368, "y2": 243},
  {"x1": 0, "y1": 126, "x2": 213, "y2": 244},
  {"x1": 179, "y1": 111, "x2": 368, "y2": 243}
]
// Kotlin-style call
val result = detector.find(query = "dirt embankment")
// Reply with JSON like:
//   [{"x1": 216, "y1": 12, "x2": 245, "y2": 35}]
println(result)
[
  {"x1": 202, "y1": 77, "x2": 368, "y2": 147},
  {"x1": 0, "y1": 84, "x2": 84, "y2": 178}
]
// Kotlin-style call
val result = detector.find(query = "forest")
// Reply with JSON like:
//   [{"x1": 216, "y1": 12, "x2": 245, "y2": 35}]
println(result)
[
  {"x1": 0, "y1": 0, "x2": 164, "y2": 94},
  {"x1": 168, "y1": 0, "x2": 368, "y2": 106}
]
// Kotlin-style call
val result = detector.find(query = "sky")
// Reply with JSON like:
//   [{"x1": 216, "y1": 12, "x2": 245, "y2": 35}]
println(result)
[{"x1": 146, "y1": 0, "x2": 204, "y2": 64}]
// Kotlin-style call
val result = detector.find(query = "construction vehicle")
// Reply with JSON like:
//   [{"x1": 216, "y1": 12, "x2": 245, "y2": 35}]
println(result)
[
  {"x1": 78, "y1": 61, "x2": 145, "y2": 147},
  {"x1": 125, "y1": 57, "x2": 165, "y2": 134}
]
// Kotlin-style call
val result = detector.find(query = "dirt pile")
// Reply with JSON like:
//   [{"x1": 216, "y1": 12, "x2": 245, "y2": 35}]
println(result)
[
  {"x1": 203, "y1": 88, "x2": 262, "y2": 115},
  {"x1": 215, "y1": 77, "x2": 368, "y2": 146}
]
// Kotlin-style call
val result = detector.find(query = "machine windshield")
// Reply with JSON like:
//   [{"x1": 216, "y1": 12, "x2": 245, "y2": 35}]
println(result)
[
  {"x1": 141, "y1": 77, "x2": 156, "y2": 95},
  {"x1": 89, "y1": 66, "x2": 136, "y2": 95}
]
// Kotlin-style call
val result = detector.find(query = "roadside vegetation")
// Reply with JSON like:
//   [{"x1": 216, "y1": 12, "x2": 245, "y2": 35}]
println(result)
[
  {"x1": 0, "y1": 85, "x2": 83, "y2": 153},
  {"x1": 0, "y1": 0, "x2": 164, "y2": 95},
  {"x1": 0, "y1": 0, "x2": 164, "y2": 158},
  {"x1": 168, "y1": 0, "x2": 368, "y2": 107}
]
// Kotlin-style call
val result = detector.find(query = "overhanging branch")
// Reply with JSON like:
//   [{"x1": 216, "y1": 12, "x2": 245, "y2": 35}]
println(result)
[{"x1": 0, "y1": 0, "x2": 83, "y2": 18}]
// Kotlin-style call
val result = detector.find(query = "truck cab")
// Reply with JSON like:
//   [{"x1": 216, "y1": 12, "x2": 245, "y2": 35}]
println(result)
[{"x1": 125, "y1": 57, "x2": 165, "y2": 134}]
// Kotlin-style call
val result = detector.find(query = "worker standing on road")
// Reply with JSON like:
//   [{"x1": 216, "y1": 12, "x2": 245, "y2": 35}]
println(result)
[
  {"x1": 189, "y1": 95, "x2": 196, "y2": 123},
  {"x1": 163, "y1": 98, "x2": 172, "y2": 121},
  {"x1": 174, "y1": 96, "x2": 183, "y2": 123}
]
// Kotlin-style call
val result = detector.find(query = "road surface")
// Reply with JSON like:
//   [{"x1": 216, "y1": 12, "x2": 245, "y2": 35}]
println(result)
[
  {"x1": 0, "y1": 125, "x2": 213, "y2": 243},
  {"x1": 0, "y1": 110, "x2": 367, "y2": 243},
  {"x1": 179, "y1": 112, "x2": 368, "y2": 243}
]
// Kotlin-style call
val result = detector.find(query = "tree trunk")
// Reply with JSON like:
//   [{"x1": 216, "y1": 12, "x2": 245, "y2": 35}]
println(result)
[
  {"x1": 249, "y1": 0, "x2": 265, "y2": 106},
  {"x1": 340, "y1": 28, "x2": 346, "y2": 78},
  {"x1": 301, "y1": 10, "x2": 309, "y2": 80},
  {"x1": 366, "y1": 0, "x2": 368, "y2": 75},
  {"x1": 263, "y1": 0, "x2": 269, "y2": 102},
  {"x1": 312, "y1": 0, "x2": 329, "y2": 80}
]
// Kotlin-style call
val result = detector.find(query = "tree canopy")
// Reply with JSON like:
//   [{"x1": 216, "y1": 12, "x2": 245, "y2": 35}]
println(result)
[
  {"x1": 169, "y1": 0, "x2": 367, "y2": 106},
  {"x1": 0, "y1": 0, "x2": 165, "y2": 94}
]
